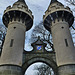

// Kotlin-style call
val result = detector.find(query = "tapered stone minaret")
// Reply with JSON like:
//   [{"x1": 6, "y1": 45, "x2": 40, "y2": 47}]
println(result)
[
  {"x1": 43, "y1": 0, "x2": 75, "y2": 75},
  {"x1": 0, "y1": 0, "x2": 33, "y2": 75}
]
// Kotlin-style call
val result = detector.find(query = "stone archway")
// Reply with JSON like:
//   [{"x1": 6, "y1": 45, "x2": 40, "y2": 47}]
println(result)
[
  {"x1": 22, "y1": 57, "x2": 58, "y2": 75},
  {"x1": 22, "y1": 37, "x2": 58, "y2": 75}
]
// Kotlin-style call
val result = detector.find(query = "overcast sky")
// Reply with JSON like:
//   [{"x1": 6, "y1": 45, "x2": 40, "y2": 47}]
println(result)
[
  {"x1": 0, "y1": 0, "x2": 75, "y2": 74},
  {"x1": 0, "y1": 0, "x2": 75, "y2": 51}
]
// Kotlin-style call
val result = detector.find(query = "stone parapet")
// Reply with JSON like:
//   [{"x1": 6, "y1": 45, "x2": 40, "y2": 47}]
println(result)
[
  {"x1": 43, "y1": 1, "x2": 74, "y2": 31},
  {"x1": 3, "y1": 1, "x2": 33, "y2": 31}
]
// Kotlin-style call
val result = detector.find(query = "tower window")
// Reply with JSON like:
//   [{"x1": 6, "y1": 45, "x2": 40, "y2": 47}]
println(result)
[
  {"x1": 65, "y1": 39, "x2": 68, "y2": 47},
  {"x1": 61, "y1": 26, "x2": 64, "y2": 29},
  {"x1": 58, "y1": 19, "x2": 59, "y2": 22},
  {"x1": 10, "y1": 39, "x2": 14, "y2": 47},
  {"x1": 13, "y1": 27, "x2": 16, "y2": 29}
]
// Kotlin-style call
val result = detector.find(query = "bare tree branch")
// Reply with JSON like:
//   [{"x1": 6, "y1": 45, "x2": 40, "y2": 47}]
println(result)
[
  {"x1": 72, "y1": 26, "x2": 75, "y2": 30},
  {"x1": 65, "y1": 0, "x2": 75, "y2": 5}
]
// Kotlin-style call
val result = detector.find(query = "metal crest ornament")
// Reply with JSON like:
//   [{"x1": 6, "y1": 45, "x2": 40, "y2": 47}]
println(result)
[{"x1": 37, "y1": 46, "x2": 42, "y2": 50}]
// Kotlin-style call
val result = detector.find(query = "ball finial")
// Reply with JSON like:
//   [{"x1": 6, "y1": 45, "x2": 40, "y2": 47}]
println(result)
[
  {"x1": 18, "y1": 0, "x2": 25, "y2": 2},
  {"x1": 50, "y1": 0, "x2": 57, "y2": 4}
]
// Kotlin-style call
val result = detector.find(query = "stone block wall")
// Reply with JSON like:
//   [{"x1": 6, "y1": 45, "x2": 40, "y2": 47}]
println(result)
[
  {"x1": 58, "y1": 65, "x2": 75, "y2": 75},
  {"x1": 0, "y1": 65, "x2": 22, "y2": 75}
]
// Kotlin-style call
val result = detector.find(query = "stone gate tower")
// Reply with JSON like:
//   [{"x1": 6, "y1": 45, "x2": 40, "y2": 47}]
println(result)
[
  {"x1": 43, "y1": 0, "x2": 75, "y2": 75},
  {"x1": 0, "y1": 0, "x2": 33, "y2": 75}
]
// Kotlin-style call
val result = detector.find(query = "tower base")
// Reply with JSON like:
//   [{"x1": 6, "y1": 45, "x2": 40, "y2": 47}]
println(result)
[
  {"x1": 0, "y1": 65, "x2": 22, "y2": 75},
  {"x1": 58, "y1": 64, "x2": 75, "y2": 75}
]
